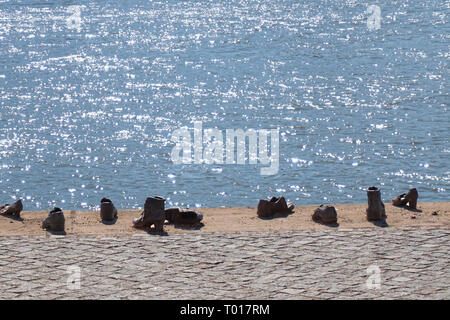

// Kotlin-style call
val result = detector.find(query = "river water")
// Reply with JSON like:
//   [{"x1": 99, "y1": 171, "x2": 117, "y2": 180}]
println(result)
[{"x1": 0, "y1": 0, "x2": 448, "y2": 210}]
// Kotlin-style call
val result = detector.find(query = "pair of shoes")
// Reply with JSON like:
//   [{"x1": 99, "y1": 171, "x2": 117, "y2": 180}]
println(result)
[
  {"x1": 313, "y1": 205, "x2": 338, "y2": 224},
  {"x1": 100, "y1": 198, "x2": 118, "y2": 221},
  {"x1": 392, "y1": 188, "x2": 418, "y2": 209},
  {"x1": 0, "y1": 200, "x2": 23, "y2": 218},
  {"x1": 42, "y1": 207, "x2": 65, "y2": 232},
  {"x1": 165, "y1": 207, "x2": 203, "y2": 225},
  {"x1": 257, "y1": 196, "x2": 294, "y2": 218},
  {"x1": 132, "y1": 196, "x2": 166, "y2": 232}
]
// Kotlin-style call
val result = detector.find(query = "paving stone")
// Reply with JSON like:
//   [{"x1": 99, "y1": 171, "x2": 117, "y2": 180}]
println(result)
[{"x1": 0, "y1": 228, "x2": 448, "y2": 299}]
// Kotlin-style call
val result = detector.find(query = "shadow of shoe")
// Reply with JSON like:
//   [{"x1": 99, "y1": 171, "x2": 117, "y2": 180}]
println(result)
[
  {"x1": 402, "y1": 206, "x2": 422, "y2": 213},
  {"x1": 393, "y1": 203, "x2": 422, "y2": 213},
  {"x1": 45, "y1": 229, "x2": 67, "y2": 236},
  {"x1": 312, "y1": 218, "x2": 339, "y2": 228},
  {"x1": 258, "y1": 210, "x2": 295, "y2": 220},
  {"x1": 101, "y1": 217, "x2": 118, "y2": 225},
  {"x1": 0, "y1": 214, "x2": 24, "y2": 222},
  {"x1": 173, "y1": 222, "x2": 205, "y2": 231},
  {"x1": 143, "y1": 227, "x2": 169, "y2": 236},
  {"x1": 371, "y1": 219, "x2": 389, "y2": 228}
]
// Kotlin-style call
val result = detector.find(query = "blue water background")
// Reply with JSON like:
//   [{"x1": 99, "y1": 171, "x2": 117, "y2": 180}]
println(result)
[{"x1": 0, "y1": 0, "x2": 448, "y2": 210}]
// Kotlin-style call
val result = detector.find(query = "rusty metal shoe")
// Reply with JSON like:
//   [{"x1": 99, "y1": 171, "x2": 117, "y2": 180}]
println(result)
[
  {"x1": 312, "y1": 205, "x2": 338, "y2": 224},
  {"x1": 366, "y1": 186, "x2": 386, "y2": 221},
  {"x1": 42, "y1": 207, "x2": 65, "y2": 232},
  {"x1": 272, "y1": 196, "x2": 295, "y2": 214},
  {"x1": 392, "y1": 188, "x2": 418, "y2": 209},
  {"x1": 404, "y1": 188, "x2": 418, "y2": 209},
  {"x1": 100, "y1": 198, "x2": 118, "y2": 221},
  {"x1": 0, "y1": 200, "x2": 23, "y2": 218},
  {"x1": 165, "y1": 207, "x2": 203, "y2": 225},
  {"x1": 132, "y1": 196, "x2": 166, "y2": 232},
  {"x1": 257, "y1": 199, "x2": 273, "y2": 218},
  {"x1": 257, "y1": 196, "x2": 294, "y2": 218}
]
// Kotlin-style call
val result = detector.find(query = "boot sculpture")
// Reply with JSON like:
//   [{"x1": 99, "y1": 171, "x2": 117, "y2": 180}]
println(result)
[
  {"x1": 165, "y1": 207, "x2": 203, "y2": 225},
  {"x1": 42, "y1": 207, "x2": 65, "y2": 232},
  {"x1": 100, "y1": 198, "x2": 118, "y2": 221},
  {"x1": 312, "y1": 205, "x2": 338, "y2": 224},
  {"x1": 0, "y1": 200, "x2": 23, "y2": 218},
  {"x1": 366, "y1": 187, "x2": 386, "y2": 221},
  {"x1": 392, "y1": 188, "x2": 418, "y2": 209},
  {"x1": 257, "y1": 196, "x2": 295, "y2": 218},
  {"x1": 133, "y1": 196, "x2": 166, "y2": 232}
]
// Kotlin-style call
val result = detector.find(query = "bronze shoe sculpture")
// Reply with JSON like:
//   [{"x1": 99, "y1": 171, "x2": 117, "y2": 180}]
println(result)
[
  {"x1": 133, "y1": 196, "x2": 166, "y2": 232},
  {"x1": 257, "y1": 196, "x2": 295, "y2": 218},
  {"x1": 165, "y1": 207, "x2": 203, "y2": 225},
  {"x1": 405, "y1": 188, "x2": 418, "y2": 209},
  {"x1": 366, "y1": 186, "x2": 386, "y2": 221},
  {"x1": 42, "y1": 207, "x2": 65, "y2": 232},
  {"x1": 312, "y1": 205, "x2": 338, "y2": 224},
  {"x1": 0, "y1": 200, "x2": 23, "y2": 219},
  {"x1": 392, "y1": 188, "x2": 418, "y2": 209},
  {"x1": 100, "y1": 198, "x2": 118, "y2": 221}
]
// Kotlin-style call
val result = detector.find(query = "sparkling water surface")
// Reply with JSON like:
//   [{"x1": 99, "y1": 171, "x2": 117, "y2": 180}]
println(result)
[{"x1": 0, "y1": 0, "x2": 448, "y2": 210}]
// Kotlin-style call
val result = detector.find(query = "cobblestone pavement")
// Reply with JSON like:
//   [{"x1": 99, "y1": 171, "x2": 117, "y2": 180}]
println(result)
[{"x1": 0, "y1": 227, "x2": 449, "y2": 299}]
